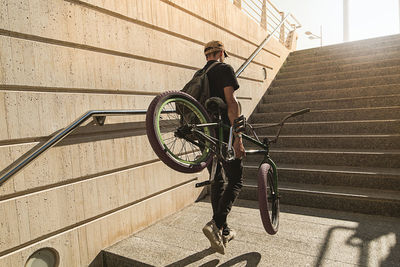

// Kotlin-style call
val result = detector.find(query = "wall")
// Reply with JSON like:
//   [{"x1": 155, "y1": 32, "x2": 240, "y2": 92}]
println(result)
[{"x1": 0, "y1": 0, "x2": 294, "y2": 266}]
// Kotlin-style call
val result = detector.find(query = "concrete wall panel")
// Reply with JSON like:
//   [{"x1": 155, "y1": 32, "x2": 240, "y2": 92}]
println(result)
[
  {"x1": 0, "y1": 181, "x2": 199, "y2": 266},
  {"x1": 0, "y1": 161, "x2": 200, "y2": 252},
  {"x1": 0, "y1": 91, "x2": 153, "y2": 141},
  {"x1": 0, "y1": 133, "x2": 168, "y2": 196}
]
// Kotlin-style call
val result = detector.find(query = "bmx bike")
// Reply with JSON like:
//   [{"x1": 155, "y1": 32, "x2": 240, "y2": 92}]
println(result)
[{"x1": 146, "y1": 91, "x2": 310, "y2": 235}]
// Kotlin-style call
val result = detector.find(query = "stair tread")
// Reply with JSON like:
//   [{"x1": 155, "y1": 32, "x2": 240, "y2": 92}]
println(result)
[
  {"x1": 243, "y1": 181, "x2": 400, "y2": 201},
  {"x1": 288, "y1": 49, "x2": 400, "y2": 64},
  {"x1": 292, "y1": 40, "x2": 400, "y2": 57},
  {"x1": 257, "y1": 106, "x2": 400, "y2": 114},
  {"x1": 288, "y1": 45, "x2": 400, "y2": 62},
  {"x1": 252, "y1": 119, "x2": 400, "y2": 126},
  {"x1": 243, "y1": 163, "x2": 400, "y2": 176},
  {"x1": 268, "y1": 148, "x2": 400, "y2": 154},
  {"x1": 280, "y1": 58, "x2": 400, "y2": 76},
  {"x1": 254, "y1": 134, "x2": 400, "y2": 138},
  {"x1": 276, "y1": 66, "x2": 400, "y2": 84},
  {"x1": 271, "y1": 73, "x2": 400, "y2": 89},
  {"x1": 267, "y1": 83, "x2": 400, "y2": 97},
  {"x1": 292, "y1": 34, "x2": 400, "y2": 53},
  {"x1": 260, "y1": 94, "x2": 400, "y2": 107}
]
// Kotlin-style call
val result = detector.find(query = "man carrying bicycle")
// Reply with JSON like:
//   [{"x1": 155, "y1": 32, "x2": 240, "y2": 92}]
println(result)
[{"x1": 201, "y1": 40, "x2": 245, "y2": 254}]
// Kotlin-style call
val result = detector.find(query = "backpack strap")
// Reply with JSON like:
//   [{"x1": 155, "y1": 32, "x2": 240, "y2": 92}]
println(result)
[{"x1": 204, "y1": 61, "x2": 221, "y2": 74}]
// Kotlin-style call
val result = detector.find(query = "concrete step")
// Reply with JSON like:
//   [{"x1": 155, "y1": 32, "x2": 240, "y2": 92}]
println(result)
[
  {"x1": 243, "y1": 134, "x2": 400, "y2": 150},
  {"x1": 273, "y1": 65, "x2": 400, "y2": 87},
  {"x1": 258, "y1": 95, "x2": 400, "y2": 113},
  {"x1": 252, "y1": 107, "x2": 400, "y2": 124},
  {"x1": 101, "y1": 199, "x2": 400, "y2": 266},
  {"x1": 281, "y1": 50, "x2": 400, "y2": 74},
  {"x1": 277, "y1": 58, "x2": 400, "y2": 80},
  {"x1": 291, "y1": 34, "x2": 400, "y2": 57},
  {"x1": 270, "y1": 74, "x2": 400, "y2": 93},
  {"x1": 244, "y1": 148, "x2": 400, "y2": 169},
  {"x1": 239, "y1": 181, "x2": 400, "y2": 217},
  {"x1": 265, "y1": 84, "x2": 400, "y2": 102},
  {"x1": 243, "y1": 164, "x2": 400, "y2": 190},
  {"x1": 287, "y1": 44, "x2": 400, "y2": 66},
  {"x1": 252, "y1": 120, "x2": 400, "y2": 135}
]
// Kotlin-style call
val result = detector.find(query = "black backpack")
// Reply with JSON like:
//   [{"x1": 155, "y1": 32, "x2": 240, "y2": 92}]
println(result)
[
  {"x1": 181, "y1": 61, "x2": 220, "y2": 105},
  {"x1": 177, "y1": 62, "x2": 220, "y2": 123}
]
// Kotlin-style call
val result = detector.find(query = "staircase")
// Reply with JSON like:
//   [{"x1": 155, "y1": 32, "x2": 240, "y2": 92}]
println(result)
[{"x1": 241, "y1": 34, "x2": 400, "y2": 217}]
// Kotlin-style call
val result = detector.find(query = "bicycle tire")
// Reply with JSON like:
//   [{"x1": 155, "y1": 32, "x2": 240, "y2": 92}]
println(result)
[
  {"x1": 146, "y1": 91, "x2": 214, "y2": 173},
  {"x1": 258, "y1": 162, "x2": 280, "y2": 235}
]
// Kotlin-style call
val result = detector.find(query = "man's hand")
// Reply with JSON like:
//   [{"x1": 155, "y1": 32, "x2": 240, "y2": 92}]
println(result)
[{"x1": 233, "y1": 136, "x2": 245, "y2": 159}]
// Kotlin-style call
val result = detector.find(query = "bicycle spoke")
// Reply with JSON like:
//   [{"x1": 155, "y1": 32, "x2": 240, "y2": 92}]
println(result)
[{"x1": 151, "y1": 95, "x2": 213, "y2": 166}]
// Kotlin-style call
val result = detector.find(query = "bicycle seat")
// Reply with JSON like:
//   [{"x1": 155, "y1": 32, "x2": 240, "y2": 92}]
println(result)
[{"x1": 205, "y1": 97, "x2": 227, "y2": 114}]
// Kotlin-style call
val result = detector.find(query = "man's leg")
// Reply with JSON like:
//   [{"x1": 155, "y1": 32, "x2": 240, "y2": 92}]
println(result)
[
  {"x1": 213, "y1": 158, "x2": 243, "y2": 229},
  {"x1": 203, "y1": 162, "x2": 226, "y2": 254},
  {"x1": 209, "y1": 162, "x2": 225, "y2": 217}
]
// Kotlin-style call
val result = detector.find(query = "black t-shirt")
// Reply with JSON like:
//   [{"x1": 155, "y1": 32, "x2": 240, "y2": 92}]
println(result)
[{"x1": 202, "y1": 60, "x2": 240, "y2": 125}]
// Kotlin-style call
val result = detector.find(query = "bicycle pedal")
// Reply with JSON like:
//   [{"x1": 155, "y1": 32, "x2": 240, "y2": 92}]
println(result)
[{"x1": 195, "y1": 181, "x2": 211, "y2": 187}]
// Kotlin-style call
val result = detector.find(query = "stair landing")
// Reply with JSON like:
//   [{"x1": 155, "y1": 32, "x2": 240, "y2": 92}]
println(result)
[{"x1": 98, "y1": 199, "x2": 400, "y2": 267}]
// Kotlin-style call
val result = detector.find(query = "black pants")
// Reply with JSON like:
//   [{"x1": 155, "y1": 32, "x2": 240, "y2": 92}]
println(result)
[{"x1": 208, "y1": 157, "x2": 243, "y2": 229}]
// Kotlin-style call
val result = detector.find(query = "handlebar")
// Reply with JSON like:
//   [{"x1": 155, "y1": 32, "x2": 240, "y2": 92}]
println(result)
[
  {"x1": 287, "y1": 108, "x2": 311, "y2": 119},
  {"x1": 252, "y1": 108, "x2": 311, "y2": 144}
]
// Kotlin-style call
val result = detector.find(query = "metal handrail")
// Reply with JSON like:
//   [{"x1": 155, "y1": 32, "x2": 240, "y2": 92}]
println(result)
[
  {"x1": 0, "y1": 109, "x2": 174, "y2": 186},
  {"x1": 235, "y1": 13, "x2": 292, "y2": 78}
]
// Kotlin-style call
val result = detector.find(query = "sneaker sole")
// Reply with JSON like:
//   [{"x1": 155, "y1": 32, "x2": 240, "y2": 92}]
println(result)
[
  {"x1": 223, "y1": 235, "x2": 235, "y2": 245},
  {"x1": 202, "y1": 228, "x2": 225, "y2": 255}
]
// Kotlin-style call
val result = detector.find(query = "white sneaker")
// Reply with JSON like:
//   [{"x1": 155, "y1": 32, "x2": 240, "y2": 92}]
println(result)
[{"x1": 202, "y1": 220, "x2": 225, "y2": 254}]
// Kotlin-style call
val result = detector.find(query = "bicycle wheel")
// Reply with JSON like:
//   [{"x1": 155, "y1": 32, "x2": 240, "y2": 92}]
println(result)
[
  {"x1": 258, "y1": 163, "x2": 279, "y2": 235},
  {"x1": 146, "y1": 91, "x2": 214, "y2": 173}
]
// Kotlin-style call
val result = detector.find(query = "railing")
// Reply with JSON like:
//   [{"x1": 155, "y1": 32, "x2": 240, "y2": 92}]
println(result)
[
  {"x1": 0, "y1": 110, "x2": 171, "y2": 186},
  {"x1": 235, "y1": 12, "x2": 292, "y2": 77},
  {"x1": 232, "y1": 0, "x2": 301, "y2": 44}
]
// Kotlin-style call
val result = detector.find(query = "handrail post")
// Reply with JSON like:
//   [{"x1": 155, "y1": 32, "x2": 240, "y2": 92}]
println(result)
[
  {"x1": 260, "y1": 0, "x2": 267, "y2": 30},
  {"x1": 279, "y1": 12, "x2": 285, "y2": 43}
]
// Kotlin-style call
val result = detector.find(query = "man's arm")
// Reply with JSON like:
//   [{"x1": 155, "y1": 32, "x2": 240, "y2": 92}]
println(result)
[
  {"x1": 224, "y1": 86, "x2": 245, "y2": 158},
  {"x1": 224, "y1": 86, "x2": 240, "y2": 125}
]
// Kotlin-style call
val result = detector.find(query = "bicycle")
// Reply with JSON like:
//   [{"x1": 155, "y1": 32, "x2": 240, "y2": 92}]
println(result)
[{"x1": 146, "y1": 91, "x2": 310, "y2": 235}]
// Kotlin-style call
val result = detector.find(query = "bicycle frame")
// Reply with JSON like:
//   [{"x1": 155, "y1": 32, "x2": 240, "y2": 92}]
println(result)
[
  {"x1": 192, "y1": 120, "x2": 278, "y2": 190},
  {"x1": 191, "y1": 108, "x2": 310, "y2": 189}
]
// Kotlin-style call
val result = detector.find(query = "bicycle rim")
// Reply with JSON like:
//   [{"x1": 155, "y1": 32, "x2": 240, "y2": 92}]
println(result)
[
  {"x1": 157, "y1": 98, "x2": 210, "y2": 162},
  {"x1": 146, "y1": 91, "x2": 213, "y2": 173}
]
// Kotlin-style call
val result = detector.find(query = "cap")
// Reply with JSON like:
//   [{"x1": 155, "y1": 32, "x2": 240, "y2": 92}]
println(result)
[{"x1": 204, "y1": 40, "x2": 229, "y2": 57}]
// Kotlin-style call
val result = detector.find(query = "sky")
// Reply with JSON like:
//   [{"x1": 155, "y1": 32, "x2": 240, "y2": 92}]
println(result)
[{"x1": 272, "y1": 0, "x2": 400, "y2": 50}]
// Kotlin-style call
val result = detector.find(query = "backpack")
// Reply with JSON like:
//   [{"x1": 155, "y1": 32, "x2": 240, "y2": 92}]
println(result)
[
  {"x1": 181, "y1": 61, "x2": 220, "y2": 105},
  {"x1": 177, "y1": 61, "x2": 220, "y2": 123}
]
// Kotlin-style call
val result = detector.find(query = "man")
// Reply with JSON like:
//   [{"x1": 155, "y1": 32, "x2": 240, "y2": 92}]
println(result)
[{"x1": 201, "y1": 40, "x2": 245, "y2": 254}]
